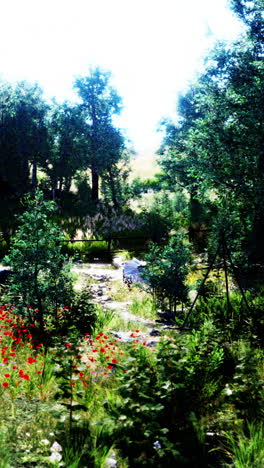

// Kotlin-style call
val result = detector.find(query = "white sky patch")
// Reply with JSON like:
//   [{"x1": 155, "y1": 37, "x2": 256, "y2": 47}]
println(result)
[{"x1": 0, "y1": 0, "x2": 243, "y2": 154}]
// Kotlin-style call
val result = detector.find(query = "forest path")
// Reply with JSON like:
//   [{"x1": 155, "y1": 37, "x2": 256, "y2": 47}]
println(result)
[{"x1": 72, "y1": 259, "x2": 161, "y2": 344}]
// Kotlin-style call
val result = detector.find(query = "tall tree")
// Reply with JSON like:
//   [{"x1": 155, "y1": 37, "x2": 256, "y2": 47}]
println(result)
[
  {"x1": 46, "y1": 101, "x2": 88, "y2": 198},
  {"x1": 0, "y1": 81, "x2": 48, "y2": 239},
  {"x1": 74, "y1": 67, "x2": 124, "y2": 202},
  {"x1": 159, "y1": 2, "x2": 264, "y2": 262}
]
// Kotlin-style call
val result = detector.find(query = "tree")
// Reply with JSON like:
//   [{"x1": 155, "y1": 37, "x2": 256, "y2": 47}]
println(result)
[
  {"x1": 0, "y1": 81, "x2": 48, "y2": 240},
  {"x1": 74, "y1": 67, "x2": 125, "y2": 202},
  {"x1": 46, "y1": 101, "x2": 88, "y2": 199},
  {"x1": 159, "y1": 4, "x2": 264, "y2": 263},
  {"x1": 4, "y1": 190, "x2": 74, "y2": 332}
]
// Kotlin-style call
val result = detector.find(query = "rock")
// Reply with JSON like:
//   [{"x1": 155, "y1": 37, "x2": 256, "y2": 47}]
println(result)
[
  {"x1": 100, "y1": 295, "x2": 111, "y2": 302},
  {"x1": 150, "y1": 329, "x2": 162, "y2": 336}
]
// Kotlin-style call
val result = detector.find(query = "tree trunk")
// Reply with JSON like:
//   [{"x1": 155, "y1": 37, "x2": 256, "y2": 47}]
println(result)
[
  {"x1": 31, "y1": 159, "x2": 37, "y2": 189},
  {"x1": 108, "y1": 168, "x2": 119, "y2": 209},
  {"x1": 91, "y1": 165, "x2": 99, "y2": 202}
]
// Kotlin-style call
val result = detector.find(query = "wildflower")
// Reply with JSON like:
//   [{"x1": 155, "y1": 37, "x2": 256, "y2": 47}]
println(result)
[
  {"x1": 49, "y1": 452, "x2": 62, "y2": 463},
  {"x1": 27, "y1": 357, "x2": 36, "y2": 364},
  {"x1": 40, "y1": 439, "x2": 50, "y2": 445},
  {"x1": 2, "y1": 382, "x2": 9, "y2": 388},
  {"x1": 51, "y1": 441, "x2": 62, "y2": 452},
  {"x1": 4, "y1": 374, "x2": 10, "y2": 378},
  {"x1": 153, "y1": 440, "x2": 162, "y2": 449}
]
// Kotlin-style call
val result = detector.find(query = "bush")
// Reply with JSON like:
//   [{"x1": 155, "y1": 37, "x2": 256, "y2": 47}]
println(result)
[
  {"x1": 144, "y1": 234, "x2": 190, "y2": 315},
  {"x1": 109, "y1": 322, "x2": 228, "y2": 467}
]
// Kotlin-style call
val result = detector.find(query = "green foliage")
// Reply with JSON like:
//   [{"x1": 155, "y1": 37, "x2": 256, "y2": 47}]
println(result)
[
  {"x1": 159, "y1": 7, "x2": 264, "y2": 263},
  {"x1": 4, "y1": 190, "x2": 74, "y2": 332},
  {"x1": 0, "y1": 80, "x2": 48, "y2": 240},
  {"x1": 188, "y1": 290, "x2": 264, "y2": 345},
  {"x1": 60, "y1": 240, "x2": 110, "y2": 262},
  {"x1": 227, "y1": 342, "x2": 264, "y2": 422},
  {"x1": 63, "y1": 285, "x2": 96, "y2": 335},
  {"x1": 109, "y1": 323, "x2": 227, "y2": 467},
  {"x1": 222, "y1": 422, "x2": 264, "y2": 468},
  {"x1": 139, "y1": 191, "x2": 189, "y2": 242},
  {"x1": 74, "y1": 67, "x2": 126, "y2": 203},
  {"x1": 144, "y1": 234, "x2": 190, "y2": 314}
]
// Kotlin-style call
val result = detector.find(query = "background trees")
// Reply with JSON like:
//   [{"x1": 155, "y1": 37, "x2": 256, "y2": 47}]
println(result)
[
  {"x1": 159, "y1": 0, "x2": 264, "y2": 264},
  {"x1": 74, "y1": 68, "x2": 125, "y2": 204},
  {"x1": 0, "y1": 68, "x2": 129, "y2": 242},
  {"x1": 0, "y1": 81, "x2": 48, "y2": 241}
]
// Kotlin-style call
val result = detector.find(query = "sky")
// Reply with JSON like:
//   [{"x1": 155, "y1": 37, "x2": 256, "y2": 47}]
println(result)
[{"x1": 0, "y1": 0, "x2": 243, "y2": 154}]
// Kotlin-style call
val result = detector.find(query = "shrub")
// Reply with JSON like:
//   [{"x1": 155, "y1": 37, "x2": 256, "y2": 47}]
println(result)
[
  {"x1": 144, "y1": 234, "x2": 190, "y2": 315},
  {"x1": 109, "y1": 322, "x2": 228, "y2": 467}
]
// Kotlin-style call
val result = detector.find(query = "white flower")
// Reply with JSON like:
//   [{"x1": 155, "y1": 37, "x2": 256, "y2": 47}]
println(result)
[
  {"x1": 225, "y1": 384, "x2": 232, "y2": 396},
  {"x1": 40, "y1": 439, "x2": 50, "y2": 445},
  {"x1": 49, "y1": 452, "x2": 62, "y2": 463},
  {"x1": 51, "y1": 441, "x2": 63, "y2": 452}
]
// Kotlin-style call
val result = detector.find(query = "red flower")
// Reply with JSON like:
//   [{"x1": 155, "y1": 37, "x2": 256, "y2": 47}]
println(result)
[
  {"x1": 2, "y1": 382, "x2": 8, "y2": 388},
  {"x1": 65, "y1": 343, "x2": 71, "y2": 347},
  {"x1": 100, "y1": 348, "x2": 106, "y2": 353},
  {"x1": 79, "y1": 372, "x2": 84, "y2": 377},
  {"x1": 70, "y1": 382, "x2": 75, "y2": 386},
  {"x1": 112, "y1": 359, "x2": 117, "y2": 364},
  {"x1": 27, "y1": 357, "x2": 36, "y2": 364},
  {"x1": 4, "y1": 374, "x2": 10, "y2": 378}
]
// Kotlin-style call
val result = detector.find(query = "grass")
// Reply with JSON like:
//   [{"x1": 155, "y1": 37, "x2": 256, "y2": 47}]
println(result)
[
  {"x1": 129, "y1": 294, "x2": 157, "y2": 320},
  {"x1": 222, "y1": 423, "x2": 264, "y2": 468}
]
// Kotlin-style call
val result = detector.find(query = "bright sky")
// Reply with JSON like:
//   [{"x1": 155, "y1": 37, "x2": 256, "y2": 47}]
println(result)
[{"x1": 0, "y1": 0, "x2": 243, "y2": 154}]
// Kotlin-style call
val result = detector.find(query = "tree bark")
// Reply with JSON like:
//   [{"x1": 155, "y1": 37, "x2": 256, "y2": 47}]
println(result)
[{"x1": 91, "y1": 165, "x2": 99, "y2": 202}]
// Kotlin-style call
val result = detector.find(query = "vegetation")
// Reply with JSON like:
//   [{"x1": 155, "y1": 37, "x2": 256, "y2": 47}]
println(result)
[{"x1": 0, "y1": 1, "x2": 263, "y2": 466}]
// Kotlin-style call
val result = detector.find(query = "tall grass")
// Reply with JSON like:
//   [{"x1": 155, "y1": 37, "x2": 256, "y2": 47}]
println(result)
[{"x1": 222, "y1": 423, "x2": 264, "y2": 468}]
